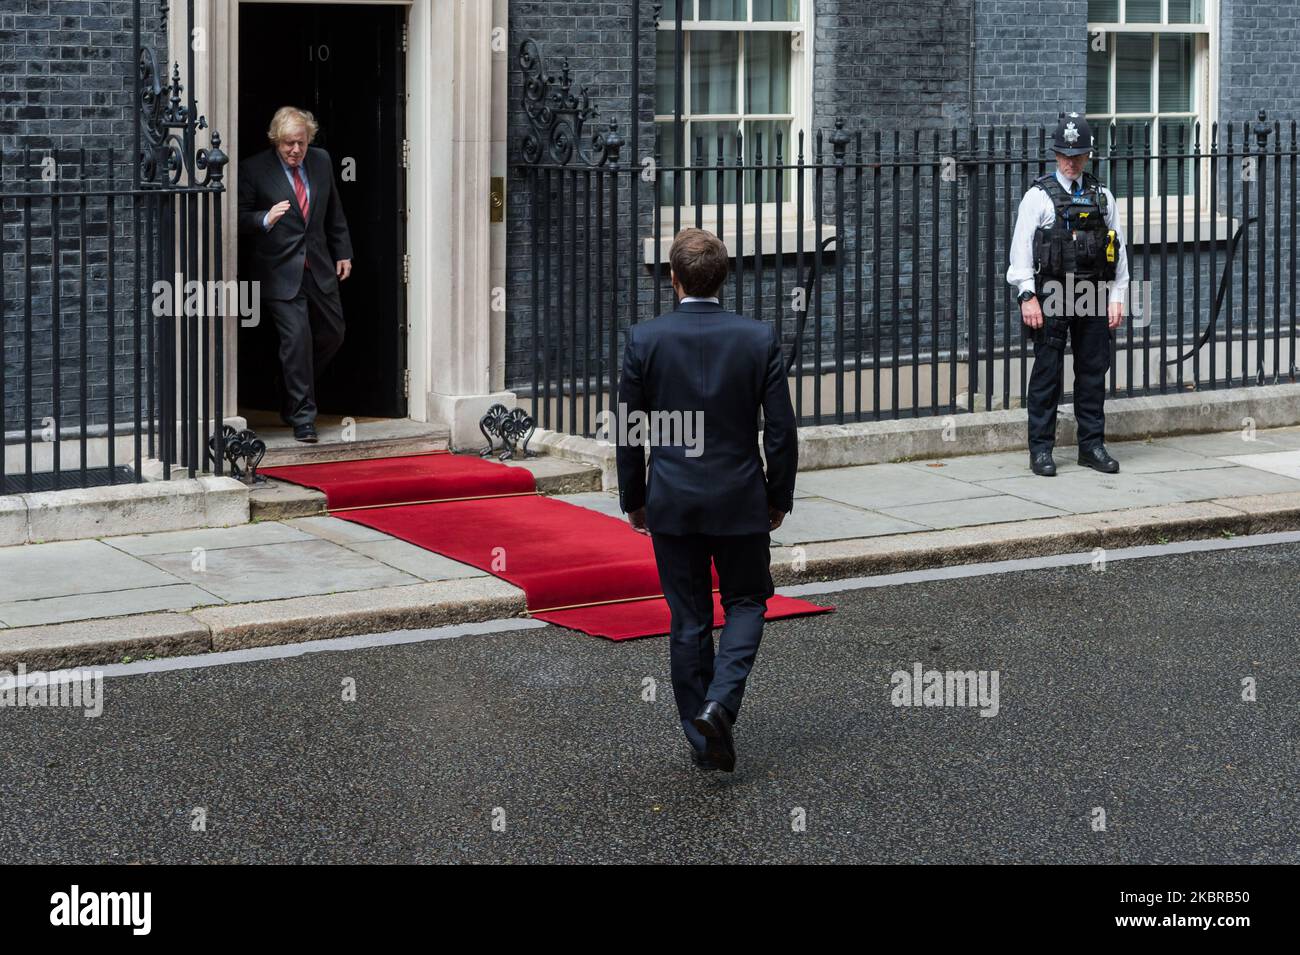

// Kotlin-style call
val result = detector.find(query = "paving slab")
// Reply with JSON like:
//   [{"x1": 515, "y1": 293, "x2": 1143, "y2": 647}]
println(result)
[
  {"x1": 1157, "y1": 464, "x2": 1300, "y2": 501},
  {"x1": 138, "y1": 538, "x2": 422, "y2": 603},
  {"x1": 552, "y1": 490, "x2": 626, "y2": 520},
  {"x1": 103, "y1": 520, "x2": 314, "y2": 556},
  {"x1": 770, "y1": 497, "x2": 928, "y2": 545},
  {"x1": 975, "y1": 469, "x2": 1198, "y2": 514},
  {"x1": 344, "y1": 539, "x2": 490, "y2": 582},
  {"x1": 1154, "y1": 427, "x2": 1300, "y2": 457},
  {"x1": 1222, "y1": 449, "x2": 1300, "y2": 480},
  {"x1": 795, "y1": 462, "x2": 1001, "y2": 509},
  {"x1": 285, "y1": 515, "x2": 394, "y2": 545},
  {"x1": 1086, "y1": 440, "x2": 1235, "y2": 473},
  {"x1": 0, "y1": 583, "x2": 218, "y2": 629},
  {"x1": 0, "y1": 539, "x2": 180, "y2": 604},
  {"x1": 900, "y1": 451, "x2": 1036, "y2": 483},
  {"x1": 877, "y1": 494, "x2": 1069, "y2": 530}
]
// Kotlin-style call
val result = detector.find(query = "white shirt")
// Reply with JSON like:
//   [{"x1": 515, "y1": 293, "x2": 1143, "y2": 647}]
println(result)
[
  {"x1": 680, "y1": 296, "x2": 720, "y2": 304},
  {"x1": 1006, "y1": 169, "x2": 1130, "y2": 304}
]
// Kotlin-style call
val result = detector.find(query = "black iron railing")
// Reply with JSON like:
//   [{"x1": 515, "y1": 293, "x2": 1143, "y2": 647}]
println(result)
[
  {"x1": 0, "y1": 0, "x2": 229, "y2": 492},
  {"x1": 517, "y1": 46, "x2": 1299, "y2": 438}
]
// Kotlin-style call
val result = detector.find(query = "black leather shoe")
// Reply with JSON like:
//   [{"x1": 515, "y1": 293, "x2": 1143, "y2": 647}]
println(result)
[
  {"x1": 1078, "y1": 444, "x2": 1119, "y2": 473},
  {"x1": 692, "y1": 701, "x2": 736, "y2": 772},
  {"x1": 293, "y1": 423, "x2": 318, "y2": 444},
  {"x1": 689, "y1": 748, "x2": 724, "y2": 772},
  {"x1": 1030, "y1": 449, "x2": 1057, "y2": 477}
]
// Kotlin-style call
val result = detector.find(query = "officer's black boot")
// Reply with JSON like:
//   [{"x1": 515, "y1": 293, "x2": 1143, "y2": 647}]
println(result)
[
  {"x1": 1078, "y1": 444, "x2": 1120, "y2": 473},
  {"x1": 1031, "y1": 449, "x2": 1057, "y2": 477}
]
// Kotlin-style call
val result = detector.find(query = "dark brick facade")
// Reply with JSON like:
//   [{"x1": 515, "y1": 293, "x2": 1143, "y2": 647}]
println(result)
[{"x1": 1, "y1": 0, "x2": 168, "y2": 436}]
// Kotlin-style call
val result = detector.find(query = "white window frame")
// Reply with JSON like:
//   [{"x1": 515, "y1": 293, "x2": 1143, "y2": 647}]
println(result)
[
  {"x1": 647, "y1": 1, "x2": 819, "y2": 263},
  {"x1": 1086, "y1": 0, "x2": 1225, "y2": 244}
]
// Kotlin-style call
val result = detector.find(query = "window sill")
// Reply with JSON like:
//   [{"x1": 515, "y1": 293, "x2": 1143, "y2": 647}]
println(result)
[
  {"x1": 1117, "y1": 210, "x2": 1240, "y2": 247},
  {"x1": 642, "y1": 221, "x2": 837, "y2": 266}
]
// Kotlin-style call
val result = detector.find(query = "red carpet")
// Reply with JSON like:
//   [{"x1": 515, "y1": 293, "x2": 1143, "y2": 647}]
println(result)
[{"x1": 262, "y1": 452, "x2": 833, "y2": 640}]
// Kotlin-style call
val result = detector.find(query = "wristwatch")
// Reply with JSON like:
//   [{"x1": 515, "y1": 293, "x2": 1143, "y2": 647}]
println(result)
[{"x1": 1017, "y1": 289, "x2": 1036, "y2": 304}]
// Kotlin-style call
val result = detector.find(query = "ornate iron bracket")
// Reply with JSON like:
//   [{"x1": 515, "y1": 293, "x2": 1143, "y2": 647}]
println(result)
[
  {"x1": 479, "y1": 404, "x2": 537, "y2": 461},
  {"x1": 208, "y1": 426, "x2": 267, "y2": 485},
  {"x1": 519, "y1": 38, "x2": 615, "y2": 167},
  {"x1": 138, "y1": 48, "x2": 227, "y2": 188}
]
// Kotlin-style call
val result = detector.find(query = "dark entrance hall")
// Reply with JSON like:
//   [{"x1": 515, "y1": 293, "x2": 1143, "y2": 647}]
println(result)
[{"x1": 237, "y1": 2, "x2": 407, "y2": 423}]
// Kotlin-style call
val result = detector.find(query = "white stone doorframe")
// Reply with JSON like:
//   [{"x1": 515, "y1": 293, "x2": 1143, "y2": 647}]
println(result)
[{"x1": 183, "y1": 0, "x2": 511, "y2": 447}]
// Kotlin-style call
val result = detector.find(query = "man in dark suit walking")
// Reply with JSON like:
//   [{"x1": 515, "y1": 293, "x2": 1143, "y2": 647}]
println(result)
[
  {"x1": 237, "y1": 106, "x2": 353, "y2": 443},
  {"x1": 616, "y1": 228, "x2": 798, "y2": 773}
]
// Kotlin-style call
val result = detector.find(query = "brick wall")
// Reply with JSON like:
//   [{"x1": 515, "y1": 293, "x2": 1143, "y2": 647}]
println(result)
[{"x1": 1, "y1": 0, "x2": 169, "y2": 439}]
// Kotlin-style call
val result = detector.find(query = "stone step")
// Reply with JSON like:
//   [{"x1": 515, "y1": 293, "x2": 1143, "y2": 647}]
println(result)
[{"x1": 245, "y1": 414, "x2": 452, "y2": 469}]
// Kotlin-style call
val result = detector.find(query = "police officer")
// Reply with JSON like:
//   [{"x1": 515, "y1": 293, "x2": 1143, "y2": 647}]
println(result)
[{"x1": 1007, "y1": 112, "x2": 1129, "y2": 477}]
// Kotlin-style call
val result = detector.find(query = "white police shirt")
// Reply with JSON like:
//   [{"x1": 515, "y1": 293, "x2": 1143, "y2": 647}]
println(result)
[{"x1": 1006, "y1": 169, "x2": 1130, "y2": 305}]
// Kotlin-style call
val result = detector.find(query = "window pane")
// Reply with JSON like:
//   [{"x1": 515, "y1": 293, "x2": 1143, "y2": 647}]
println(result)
[
  {"x1": 746, "y1": 31, "x2": 791, "y2": 114},
  {"x1": 692, "y1": 121, "x2": 740, "y2": 205},
  {"x1": 661, "y1": 0, "x2": 695, "y2": 19},
  {"x1": 691, "y1": 32, "x2": 740, "y2": 114},
  {"x1": 1158, "y1": 34, "x2": 1194, "y2": 113},
  {"x1": 656, "y1": 121, "x2": 680, "y2": 205},
  {"x1": 656, "y1": 32, "x2": 684, "y2": 115},
  {"x1": 754, "y1": 0, "x2": 800, "y2": 21},
  {"x1": 1125, "y1": 0, "x2": 1160, "y2": 23},
  {"x1": 698, "y1": 0, "x2": 744, "y2": 19},
  {"x1": 1115, "y1": 33, "x2": 1153, "y2": 113},
  {"x1": 744, "y1": 120, "x2": 791, "y2": 202},
  {"x1": 1095, "y1": 119, "x2": 1151, "y2": 197},
  {"x1": 1168, "y1": 0, "x2": 1205, "y2": 23},
  {"x1": 1088, "y1": 0, "x2": 1119, "y2": 20},
  {"x1": 1086, "y1": 39, "x2": 1110, "y2": 113}
]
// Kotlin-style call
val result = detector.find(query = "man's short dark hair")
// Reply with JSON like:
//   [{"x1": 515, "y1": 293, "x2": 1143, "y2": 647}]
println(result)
[{"x1": 669, "y1": 228, "x2": 729, "y2": 298}]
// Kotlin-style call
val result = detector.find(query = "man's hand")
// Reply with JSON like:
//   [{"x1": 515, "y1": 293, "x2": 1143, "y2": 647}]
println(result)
[
  {"x1": 628, "y1": 507, "x2": 648, "y2": 535},
  {"x1": 769, "y1": 506, "x2": 786, "y2": 531},
  {"x1": 1020, "y1": 295, "x2": 1043, "y2": 329},
  {"x1": 1107, "y1": 300, "x2": 1125, "y2": 330},
  {"x1": 265, "y1": 199, "x2": 292, "y2": 229},
  {"x1": 336, "y1": 259, "x2": 352, "y2": 281}
]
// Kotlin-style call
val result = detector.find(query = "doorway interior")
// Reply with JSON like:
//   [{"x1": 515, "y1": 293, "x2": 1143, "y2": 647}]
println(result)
[{"x1": 236, "y1": 1, "x2": 408, "y2": 423}]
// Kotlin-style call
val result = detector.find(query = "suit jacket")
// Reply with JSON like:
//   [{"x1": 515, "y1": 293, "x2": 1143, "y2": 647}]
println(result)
[
  {"x1": 236, "y1": 146, "x2": 353, "y2": 301},
  {"x1": 615, "y1": 300, "x2": 798, "y2": 536}
]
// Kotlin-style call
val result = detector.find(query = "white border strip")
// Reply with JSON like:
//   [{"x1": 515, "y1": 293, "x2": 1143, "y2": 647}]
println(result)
[
  {"x1": 776, "y1": 530, "x2": 1300, "y2": 597},
  {"x1": 31, "y1": 617, "x2": 548, "y2": 685}
]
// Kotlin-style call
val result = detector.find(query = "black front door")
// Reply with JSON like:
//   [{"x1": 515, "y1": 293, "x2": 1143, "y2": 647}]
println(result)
[{"x1": 237, "y1": 2, "x2": 407, "y2": 420}]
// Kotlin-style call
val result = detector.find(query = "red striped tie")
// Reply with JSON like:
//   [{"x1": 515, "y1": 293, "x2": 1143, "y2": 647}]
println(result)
[{"x1": 291, "y1": 165, "x2": 310, "y2": 269}]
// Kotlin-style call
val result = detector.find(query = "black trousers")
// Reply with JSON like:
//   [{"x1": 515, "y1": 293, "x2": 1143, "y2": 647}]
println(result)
[
  {"x1": 649, "y1": 530, "x2": 774, "y2": 754},
  {"x1": 265, "y1": 265, "x2": 346, "y2": 426},
  {"x1": 1026, "y1": 316, "x2": 1112, "y2": 453}
]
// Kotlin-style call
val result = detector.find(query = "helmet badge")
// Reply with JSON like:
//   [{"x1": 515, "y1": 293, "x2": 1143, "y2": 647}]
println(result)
[{"x1": 1063, "y1": 122, "x2": 1080, "y2": 144}]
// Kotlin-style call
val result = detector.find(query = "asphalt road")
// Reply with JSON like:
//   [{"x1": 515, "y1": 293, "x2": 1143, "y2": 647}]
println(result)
[{"x1": 1, "y1": 540, "x2": 1297, "y2": 864}]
